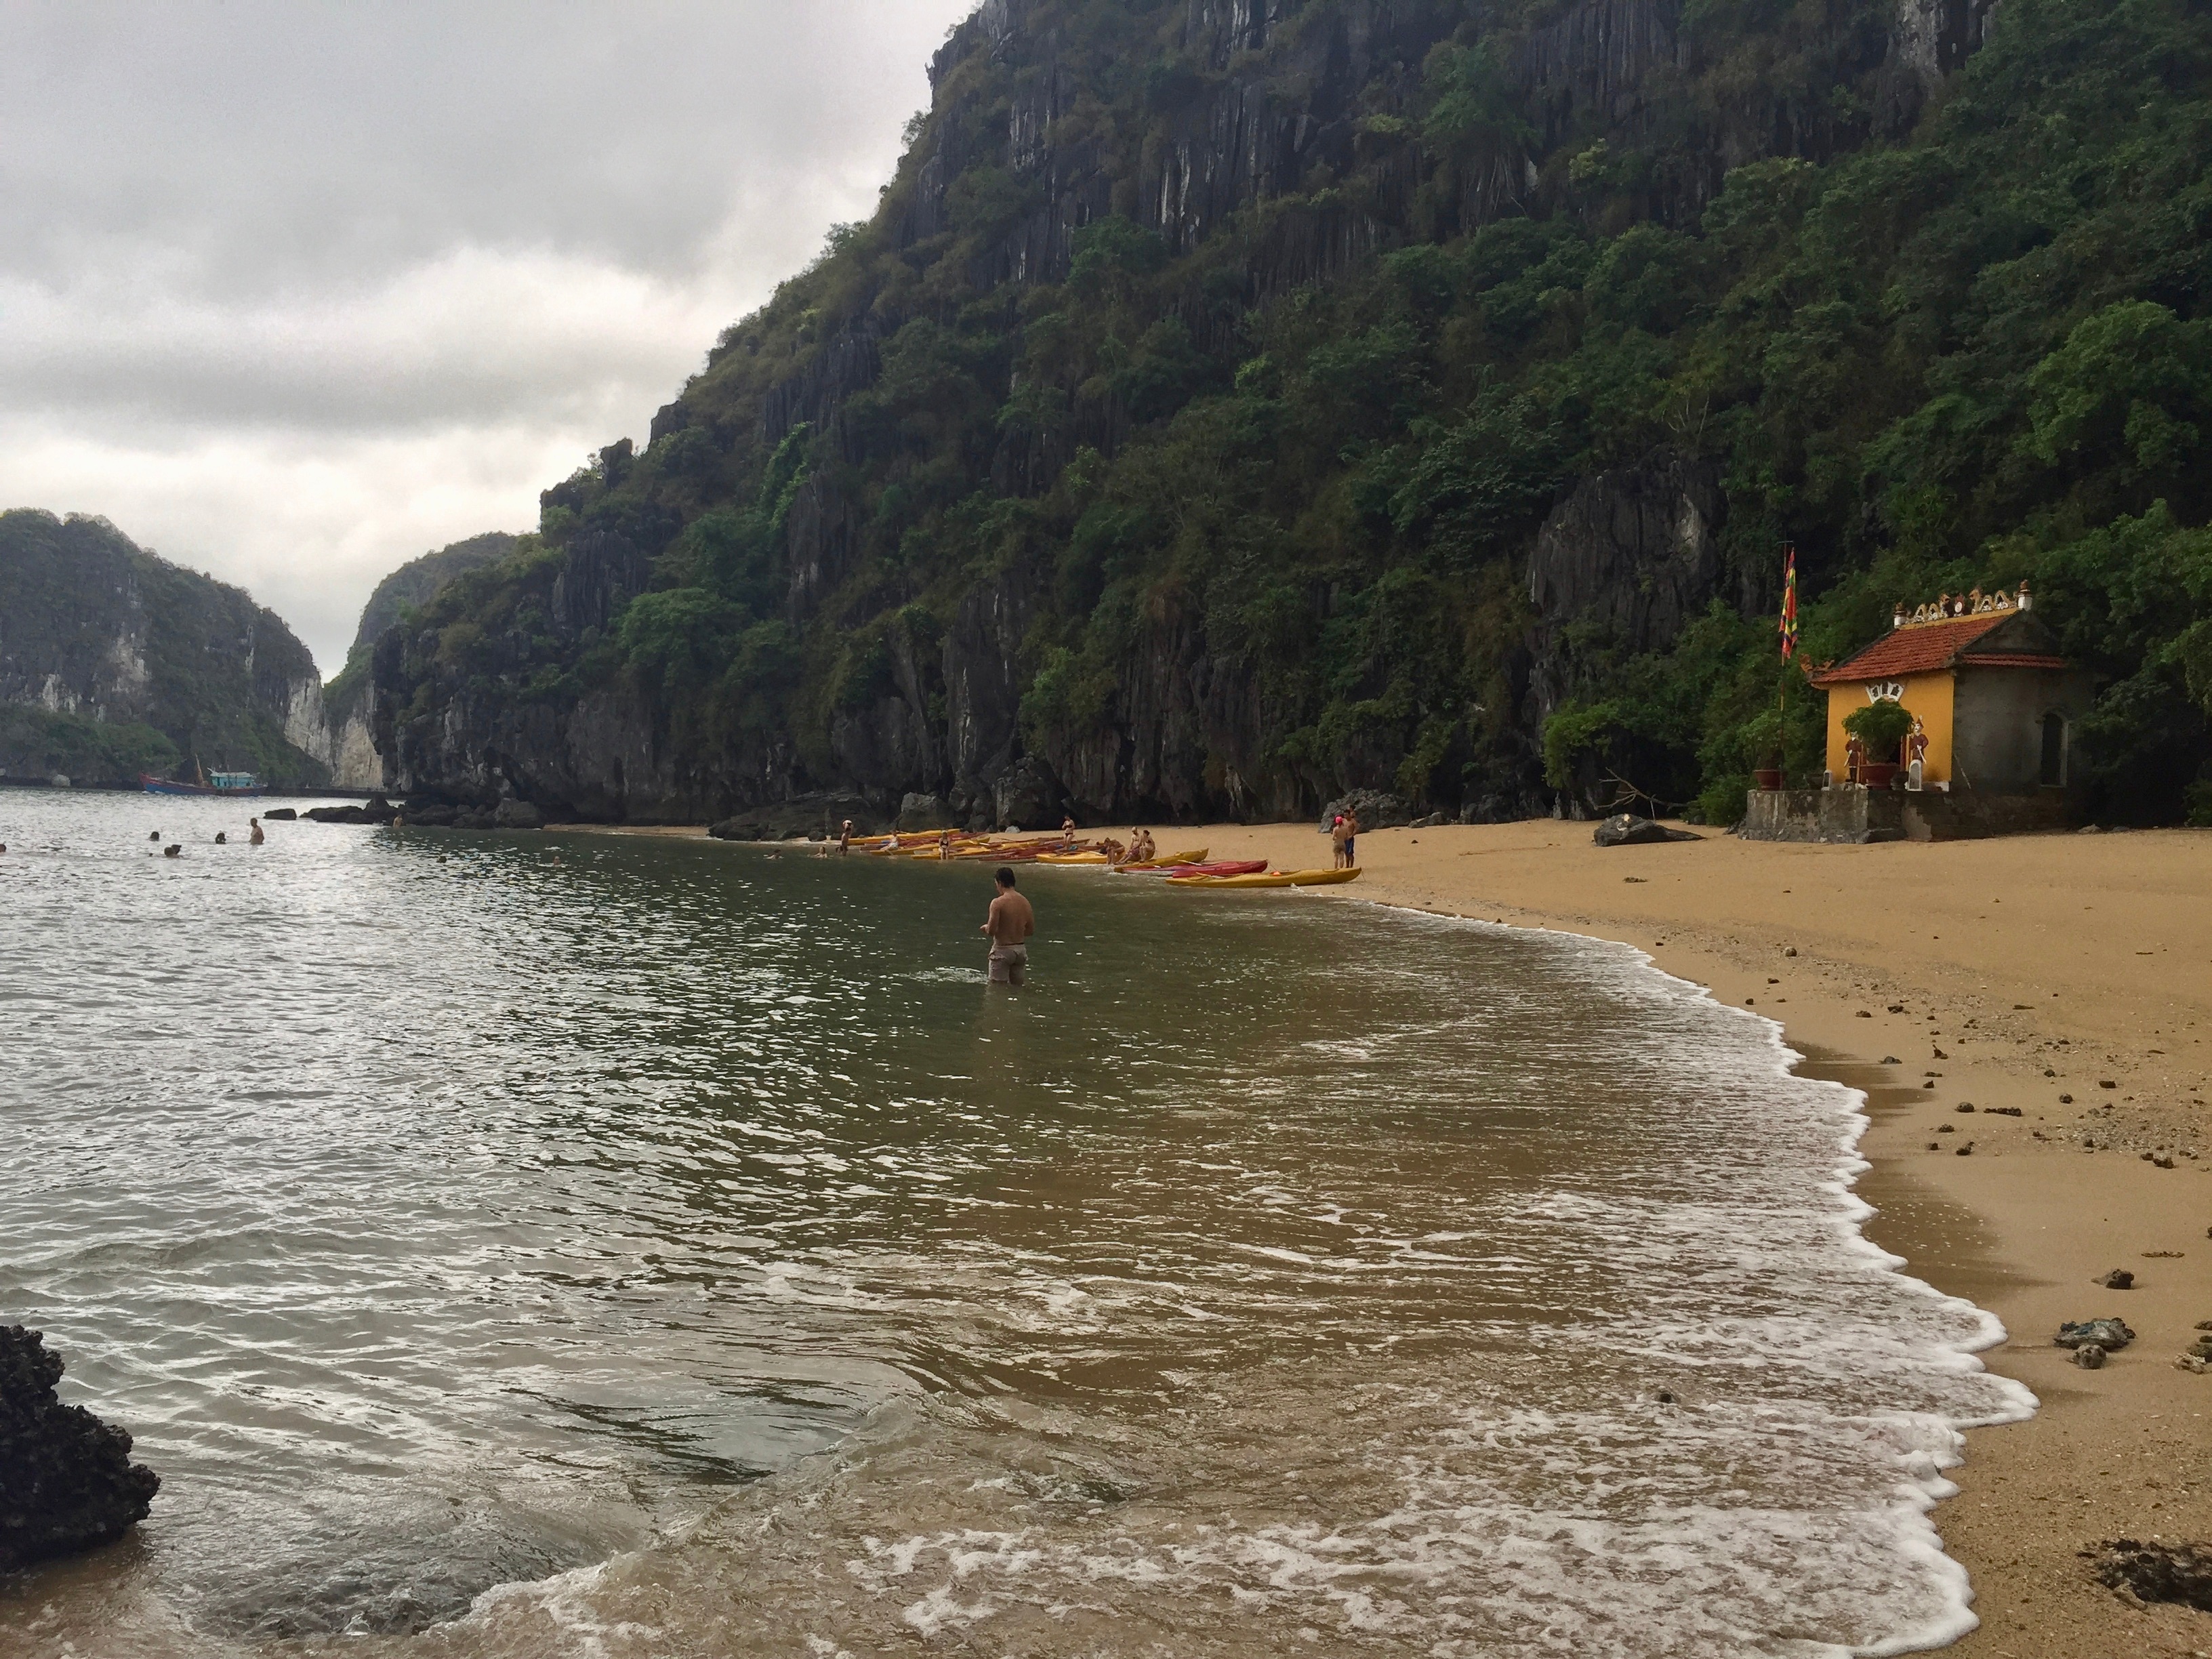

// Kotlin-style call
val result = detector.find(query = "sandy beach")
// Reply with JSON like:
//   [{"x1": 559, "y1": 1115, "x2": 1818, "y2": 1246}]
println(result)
[
  {"x1": 1159, "y1": 816, "x2": 2212, "y2": 1656},
  {"x1": 611, "y1": 813, "x2": 2212, "y2": 1649}
]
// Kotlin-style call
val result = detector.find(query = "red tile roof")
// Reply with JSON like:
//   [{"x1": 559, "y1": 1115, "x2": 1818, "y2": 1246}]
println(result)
[
  {"x1": 1957, "y1": 651, "x2": 2070, "y2": 670},
  {"x1": 1809, "y1": 613, "x2": 2017, "y2": 684}
]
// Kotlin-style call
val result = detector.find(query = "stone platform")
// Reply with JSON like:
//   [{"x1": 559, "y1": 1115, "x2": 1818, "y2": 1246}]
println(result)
[{"x1": 1739, "y1": 785, "x2": 2070, "y2": 843}]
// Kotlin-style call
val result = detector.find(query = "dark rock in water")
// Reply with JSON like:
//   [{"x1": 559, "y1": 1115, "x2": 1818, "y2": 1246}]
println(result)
[
  {"x1": 363, "y1": 794, "x2": 398, "y2": 825},
  {"x1": 2090, "y1": 1538, "x2": 2212, "y2": 1611},
  {"x1": 1319, "y1": 789, "x2": 1412, "y2": 833},
  {"x1": 2096, "y1": 1269, "x2": 2137, "y2": 1290},
  {"x1": 0, "y1": 1325, "x2": 160, "y2": 1570},
  {"x1": 1593, "y1": 814, "x2": 1701, "y2": 848},
  {"x1": 493, "y1": 800, "x2": 545, "y2": 830},
  {"x1": 403, "y1": 803, "x2": 458, "y2": 827},
  {"x1": 261, "y1": 808, "x2": 297, "y2": 821},
  {"x1": 2055, "y1": 1317, "x2": 2135, "y2": 1350},
  {"x1": 2072, "y1": 1342, "x2": 2108, "y2": 1369}
]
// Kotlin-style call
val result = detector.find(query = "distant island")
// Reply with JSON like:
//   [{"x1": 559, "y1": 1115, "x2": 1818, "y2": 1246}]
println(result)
[{"x1": 0, "y1": 511, "x2": 513, "y2": 792}]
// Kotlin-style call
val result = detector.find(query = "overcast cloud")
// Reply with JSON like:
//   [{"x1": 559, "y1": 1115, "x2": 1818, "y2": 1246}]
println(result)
[{"x1": 0, "y1": 0, "x2": 979, "y2": 670}]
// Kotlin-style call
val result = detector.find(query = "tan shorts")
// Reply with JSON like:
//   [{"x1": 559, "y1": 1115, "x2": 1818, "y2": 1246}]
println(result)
[{"x1": 988, "y1": 944, "x2": 1029, "y2": 985}]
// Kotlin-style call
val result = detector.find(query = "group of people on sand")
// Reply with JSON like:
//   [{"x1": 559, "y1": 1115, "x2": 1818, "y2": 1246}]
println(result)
[
  {"x1": 1094, "y1": 827, "x2": 1157, "y2": 865},
  {"x1": 1328, "y1": 806, "x2": 1360, "y2": 869}
]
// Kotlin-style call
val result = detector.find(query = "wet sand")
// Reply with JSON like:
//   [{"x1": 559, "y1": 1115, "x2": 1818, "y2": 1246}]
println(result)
[{"x1": 1162, "y1": 816, "x2": 2212, "y2": 1656}]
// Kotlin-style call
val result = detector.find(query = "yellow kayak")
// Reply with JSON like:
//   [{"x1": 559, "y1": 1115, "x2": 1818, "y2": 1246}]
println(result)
[
  {"x1": 1170, "y1": 867, "x2": 1362, "y2": 889},
  {"x1": 1036, "y1": 851, "x2": 1109, "y2": 865},
  {"x1": 1115, "y1": 847, "x2": 1208, "y2": 869}
]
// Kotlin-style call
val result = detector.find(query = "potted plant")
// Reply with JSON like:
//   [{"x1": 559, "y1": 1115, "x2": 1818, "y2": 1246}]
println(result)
[
  {"x1": 1744, "y1": 710, "x2": 1786, "y2": 790},
  {"x1": 1843, "y1": 700, "x2": 1914, "y2": 789}
]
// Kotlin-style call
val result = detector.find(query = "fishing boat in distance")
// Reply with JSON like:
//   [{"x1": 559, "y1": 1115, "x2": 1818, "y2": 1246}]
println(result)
[{"x1": 140, "y1": 768, "x2": 262, "y2": 798}]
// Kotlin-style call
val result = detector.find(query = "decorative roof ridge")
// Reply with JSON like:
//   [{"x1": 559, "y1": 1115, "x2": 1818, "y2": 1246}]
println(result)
[{"x1": 1889, "y1": 581, "x2": 2030, "y2": 630}]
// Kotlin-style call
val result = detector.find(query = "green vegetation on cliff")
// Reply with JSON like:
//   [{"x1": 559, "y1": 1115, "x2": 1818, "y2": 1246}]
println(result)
[
  {"x1": 0, "y1": 510, "x2": 329, "y2": 787},
  {"x1": 322, "y1": 531, "x2": 518, "y2": 723},
  {"x1": 394, "y1": 0, "x2": 2212, "y2": 825}
]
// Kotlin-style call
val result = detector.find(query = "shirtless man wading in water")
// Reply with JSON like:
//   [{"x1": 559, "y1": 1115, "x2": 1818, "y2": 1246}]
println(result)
[{"x1": 981, "y1": 867, "x2": 1035, "y2": 986}]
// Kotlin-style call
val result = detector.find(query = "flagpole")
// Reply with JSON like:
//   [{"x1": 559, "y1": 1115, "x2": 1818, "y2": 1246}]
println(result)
[{"x1": 1778, "y1": 541, "x2": 1798, "y2": 762}]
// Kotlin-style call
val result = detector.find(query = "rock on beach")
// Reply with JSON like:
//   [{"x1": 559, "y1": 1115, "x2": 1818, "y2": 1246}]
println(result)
[{"x1": 0, "y1": 1326, "x2": 160, "y2": 1570}]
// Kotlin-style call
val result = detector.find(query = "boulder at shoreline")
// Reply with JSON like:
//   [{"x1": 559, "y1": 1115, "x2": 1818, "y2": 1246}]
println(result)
[{"x1": 0, "y1": 1325, "x2": 160, "y2": 1570}]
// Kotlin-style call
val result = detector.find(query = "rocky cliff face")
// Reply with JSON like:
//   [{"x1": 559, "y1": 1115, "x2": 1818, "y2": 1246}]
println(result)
[
  {"x1": 0, "y1": 510, "x2": 331, "y2": 788},
  {"x1": 319, "y1": 533, "x2": 518, "y2": 792},
  {"x1": 376, "y1": 533, "x2": 689, "y2": 816},
  {"x1": 375, "y1": 0, "x2": 2001, "y2": 827}
]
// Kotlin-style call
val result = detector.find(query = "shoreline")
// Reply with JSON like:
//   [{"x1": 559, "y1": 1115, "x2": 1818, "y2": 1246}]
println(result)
[
  {"x1": 616, "y1": 814, "x2": 2212, "y2": 1652},
  {"x1": 1176, "y1": 817, "x2": 2212, "y2": 1657}
]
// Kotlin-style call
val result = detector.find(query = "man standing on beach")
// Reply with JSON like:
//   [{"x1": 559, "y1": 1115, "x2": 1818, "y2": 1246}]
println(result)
[
  {"x1": 981, "y1": 867, "x2": 1035, "y2": 986},
  {"x1": 839, "y1": 819, "x2": 853, "y2": 856}
]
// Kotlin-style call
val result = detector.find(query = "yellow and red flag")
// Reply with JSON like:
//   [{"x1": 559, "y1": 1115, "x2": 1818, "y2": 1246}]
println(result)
[{"x1": 1779, "y1": 543, "x2": 1799, "y2": 662}]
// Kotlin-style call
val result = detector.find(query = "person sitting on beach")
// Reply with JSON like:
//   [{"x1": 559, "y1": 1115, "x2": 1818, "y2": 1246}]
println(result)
[
  {"x1": 839, "y1": 819, "x2": 854, "y2": 856},
  {"x1": 982, "y1": 867, "x2": 1035, "y2": 987},
  {"x1": 249, "y1": 818, "x2": 265, "y2": 845}
]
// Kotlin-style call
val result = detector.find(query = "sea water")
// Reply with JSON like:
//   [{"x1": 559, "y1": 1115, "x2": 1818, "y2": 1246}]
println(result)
[{"x1": 0, "y1": 792, "x2": 2031, "y2": 1658}]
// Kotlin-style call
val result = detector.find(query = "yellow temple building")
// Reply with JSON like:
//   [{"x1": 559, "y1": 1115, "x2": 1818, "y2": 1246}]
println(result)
[{"x1": 1807, "y1": 583, "x2": 2094, "y2": 792}]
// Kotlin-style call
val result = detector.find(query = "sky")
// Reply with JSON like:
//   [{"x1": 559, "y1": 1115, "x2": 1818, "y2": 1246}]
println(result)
[{"x1": 0, "y1": 0, "x2": 980, "y2": 672}]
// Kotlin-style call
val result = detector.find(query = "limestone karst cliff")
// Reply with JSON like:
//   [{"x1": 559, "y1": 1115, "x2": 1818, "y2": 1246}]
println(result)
[
  {"x1": 0, "y1": 510, "x2": 332, "y2": 789},
  {"x1": 320, "y1": 533, "x2": 517, "y2": 790},
  {"x1": 373, "y1": 0, "x2": 2212, "y2": 828}
]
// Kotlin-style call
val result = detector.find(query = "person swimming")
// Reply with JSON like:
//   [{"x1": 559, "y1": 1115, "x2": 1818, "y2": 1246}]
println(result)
[
  {"x1": 148, "y1": 830, "x2": 161, "y2": 841},
  {"x1": 249, "y1": 818, "x2": 265, "y2": 845},
  {"x1": 214, "y1": 832, "x2": 227, "y2": 844},
  {"x1": 163, "y1": 844, "x2": 182, "y2": 858}
]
